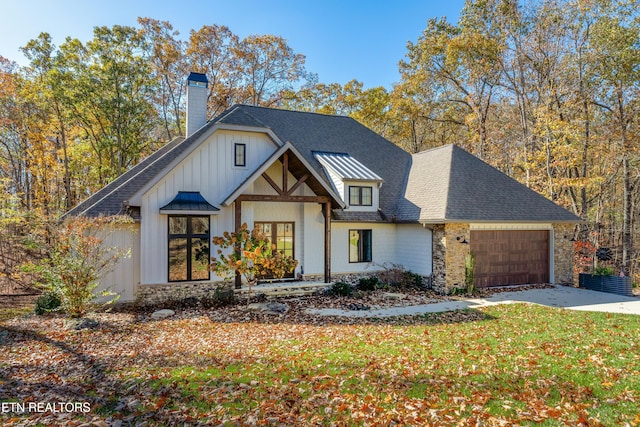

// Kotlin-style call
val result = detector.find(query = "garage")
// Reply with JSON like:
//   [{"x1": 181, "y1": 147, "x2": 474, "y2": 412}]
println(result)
[{"x1": 471, "y1": 230, "x2": 550, "y2": 287}]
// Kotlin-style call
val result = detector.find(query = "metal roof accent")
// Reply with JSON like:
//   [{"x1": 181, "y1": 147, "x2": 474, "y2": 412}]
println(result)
[
  {"x1": 314, "y1": 151, "x2": 383, "y2": 182},
  {"x1": 159, "y1": 191, "x2": 219, "y2": 214},
  {"x1": 187, "y1": 72, "x2": 208, "y2": 86}
]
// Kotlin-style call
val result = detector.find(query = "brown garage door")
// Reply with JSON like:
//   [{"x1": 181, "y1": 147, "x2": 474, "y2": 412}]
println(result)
[{"x1": 471, "y1": 230, "x2": 549, "y2": 287}]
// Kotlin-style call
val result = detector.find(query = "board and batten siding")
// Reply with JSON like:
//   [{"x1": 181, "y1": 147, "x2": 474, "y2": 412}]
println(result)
[
  {"x1": 330, "y1": 223, "x2": 397, "y2": 274},
  {"x1": 396, "y1": 224, "x2": 433, "y2": 276},
  {"x1": 140, "y1": 130, "x2": 277, "y2": 285},
  {"x1": 96, "y1": 224, "x2": 140, "y2": 303}
]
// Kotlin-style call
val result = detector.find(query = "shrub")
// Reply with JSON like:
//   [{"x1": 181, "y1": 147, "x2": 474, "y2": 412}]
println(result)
[
  {"x1": 201, "y1": 285, "x2": 238, "y2": 308},
  {"x1": 372, "y1": 263, "x2": 424, "y2": 291},
  {"x1": 357, "y1": 276, "x2": 379, "y2": 291},
  {"x1": 34, "y1": 292, "x2": 61, "y2": 315},
  {"x1": 327, "y1": 282, "x2": 352, "y2": 296},
  {"x1": 592, "y1": 266, "x2": 615, "y2": 276},
  {"x1": 23, "y1": 216, "x2": 131, "y2": 318}
]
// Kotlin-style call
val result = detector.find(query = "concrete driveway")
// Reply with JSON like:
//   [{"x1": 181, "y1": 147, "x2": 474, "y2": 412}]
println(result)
[
  {"x1": 307, "y1": 285, "x2": 640, "y2": 318},
  {"x1": 467, "y1": 285, "x2": 640, "y2": 315}
]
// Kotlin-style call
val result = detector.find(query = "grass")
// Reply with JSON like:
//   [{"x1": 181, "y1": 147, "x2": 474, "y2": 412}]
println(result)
[{"x1": 1, "y1": 303, "x2": 639, "y2": 425}]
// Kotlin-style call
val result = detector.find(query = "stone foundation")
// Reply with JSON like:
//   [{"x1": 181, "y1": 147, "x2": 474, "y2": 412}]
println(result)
[{"x1": 136, "y1": 281, "x2": 229, "y2": 305}]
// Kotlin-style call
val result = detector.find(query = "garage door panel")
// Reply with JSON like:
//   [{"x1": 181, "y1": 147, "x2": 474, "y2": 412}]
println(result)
[{"x1": 471, "y1": 230, "x2": 549, "y2": 287}]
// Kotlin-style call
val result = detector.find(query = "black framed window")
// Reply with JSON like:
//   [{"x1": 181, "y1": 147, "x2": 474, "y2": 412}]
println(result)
[
  {"x1": 254, "y1": 222, "x2": 295, "y2": 278},
  {"x1": 234, "y1": 143, "x2": 246, "y2": 167},
  {"x1": 168, "y1": 215, "x2": 210, "y2": 282},
  {"x1": 349, "y1": 186, "x2": 372, "y2": 206},
  {"x1": 349, "y1": 229, "x2": 372, "y2": 263}
]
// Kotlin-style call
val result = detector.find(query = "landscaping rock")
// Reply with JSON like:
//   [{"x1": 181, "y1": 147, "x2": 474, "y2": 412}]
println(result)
[
  {"x1": 65, "y1": 317, "x2": 99, "y2": 330},
  {"x1": 247, "y1": 302, "x2": 289, "y2": 314},
  {"x1": 151, "y1": 309, "x2": 175, "y2": 319},
  {"x1": 382, "y1": 292, "x2": 407, "y2": 300}
]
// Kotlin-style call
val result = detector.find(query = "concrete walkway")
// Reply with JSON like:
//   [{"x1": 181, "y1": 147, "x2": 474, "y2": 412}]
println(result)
[{"x1": 306, "y1": 285, "x2": 640, "y2": 318}]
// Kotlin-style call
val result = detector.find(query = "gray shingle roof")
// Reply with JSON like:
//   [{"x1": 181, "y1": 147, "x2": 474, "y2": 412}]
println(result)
[
  {"x1": 214, "y1": 105, "x2": 412, "y2": 220},
  {"x1": 398, "y1": 144, "x2": 581, "y2": 223},
  {"x1": 64, "y1": 105, "x2": 580, "y2": 225}
]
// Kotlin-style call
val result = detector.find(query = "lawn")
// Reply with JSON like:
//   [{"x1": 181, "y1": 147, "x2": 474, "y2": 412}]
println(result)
[{"x1": 1, "y1": 301, "x2": 639, "y2": 426}]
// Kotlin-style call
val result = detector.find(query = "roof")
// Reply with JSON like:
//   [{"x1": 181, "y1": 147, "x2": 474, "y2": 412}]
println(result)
[
  {"x1": 64, "y1": 104, "x2": 580, "y2": 225},
  {"x1": 213, "y1": 105, "x2": 411, "y2": 221},
  {"x1": 159, "y1": 191, "x2": 219, "y2": 214},
  {"x1": 314, "y1": 152, "x2": 383, "y2": 182},
  {"x1": 221, "y1": 142, "x2": 346, "y2": 209},
  {"x1": 187, "y1": 72, "x2": 208, "y2": 84},
  {"x1": 397, "y1": 144, "x2": 582, "y2": 223}
]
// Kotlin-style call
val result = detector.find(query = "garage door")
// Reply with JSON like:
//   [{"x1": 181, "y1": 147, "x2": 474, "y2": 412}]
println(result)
[{"x1": 470, "y1": 230, "x2": 549, "y2": 287}]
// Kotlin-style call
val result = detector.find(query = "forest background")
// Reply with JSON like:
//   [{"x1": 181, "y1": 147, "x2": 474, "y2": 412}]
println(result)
[{"x1": 1, "y1": 0, "x2": 639, "y2": 291}]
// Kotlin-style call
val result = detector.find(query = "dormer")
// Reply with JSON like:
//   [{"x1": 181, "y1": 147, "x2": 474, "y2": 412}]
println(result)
[{"x1": 314, "y1": 152, "x2": 383, "y2": 212}]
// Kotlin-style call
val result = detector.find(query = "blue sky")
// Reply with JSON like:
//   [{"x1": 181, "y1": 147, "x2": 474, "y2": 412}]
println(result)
[{"x1": 0, "y1": 0, "x2": 464, "y2": 89}]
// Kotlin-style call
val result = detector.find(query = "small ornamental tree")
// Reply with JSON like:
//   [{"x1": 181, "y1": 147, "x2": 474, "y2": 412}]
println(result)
[
  {"x1": 24, "y1": 216, "x2": 132, "y2": 318},
  {"x1": 211, "y1": 223, "x2": 298, "y2": 301}
]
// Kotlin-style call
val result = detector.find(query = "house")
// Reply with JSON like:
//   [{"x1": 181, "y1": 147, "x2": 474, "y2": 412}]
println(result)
[{"x1": 65, "y1": 72, "x2": 581, "y2": 303}]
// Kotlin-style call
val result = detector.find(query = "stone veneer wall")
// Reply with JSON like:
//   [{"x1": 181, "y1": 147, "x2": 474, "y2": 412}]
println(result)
[
  {"x1": 136, "y1": 281, "x2": 229, "y2": 305},
  {"x1": 553, "y1": 223, "x2": 576, "y2": 285},
  {"x1": 432, "y1": 223, "x2": 471, "y2": 294}
]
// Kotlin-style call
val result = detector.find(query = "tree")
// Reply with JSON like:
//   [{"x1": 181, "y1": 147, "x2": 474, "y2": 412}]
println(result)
[
  {"x1": 233, "y1": 34, "x2": 311, "y2": 107},
  {"x1": 138, "y1": 18, "x2": 187, "y2": 140},
  {"x1": 589, "y1": 0, "x2": 640, "y2": 275},
  {"x1": 211, "y1": 223, "x2": 298, "y2": 302},
  {"x1": 58, "y1": 25, "x2": 160, "y2": 186},
  {"x1": 23, "y1": 216, "x2": 132, "y2": 318},
  {"x1": 399, "y1": 14, "x2": 503, "y2": 158}
]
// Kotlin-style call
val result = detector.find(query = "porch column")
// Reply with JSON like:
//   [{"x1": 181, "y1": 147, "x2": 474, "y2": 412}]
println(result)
[
  {"x1": 234, "y1": 200, "x2": 242, "y2": 289},
  {"x1": 323, "y1": 202, "x2": 331, "y2": 283}
]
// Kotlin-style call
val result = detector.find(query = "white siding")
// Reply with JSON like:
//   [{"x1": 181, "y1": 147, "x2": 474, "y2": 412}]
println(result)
[
  {"x1": 331, "y1": 223, "x2": 397, "y2": 274},
  {"x1": 141, "y1": 130, "x2": 276, "y2": 284},
  {"x1": 97, "y1": 224, "x2": 140, "y2": 303},
  {"x1": 343, "y1": 180, "x2": 380, "y2": 213},
  {"x1": 303, "y1": 203, "x2": 325, "y2": 275},
  {"x1": 396, "y1": 224, "x2": 433, "y2": 276}
]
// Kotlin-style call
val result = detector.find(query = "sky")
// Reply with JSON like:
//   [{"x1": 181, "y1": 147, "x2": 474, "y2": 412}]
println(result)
[{"x1": 0, "y1": 0, "x2": 465, "y2": 90}]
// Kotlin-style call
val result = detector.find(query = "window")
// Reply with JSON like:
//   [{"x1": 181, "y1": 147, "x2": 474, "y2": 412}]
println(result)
[
  {"x1": 349, "y1": 186, "x2": 372, "y2": 206},
  {"x1": 168, "y1": 215, "x2": 210, "y2": 282},
  {"x1": 234, "y1": 143, "x2": 246, "y2": 167},
  {"x1": 254, "y1": 222, "x2": 295, "y2": 278},
  {"x1": 349, "y1": 229, "x2": 372, "y2": 263}
]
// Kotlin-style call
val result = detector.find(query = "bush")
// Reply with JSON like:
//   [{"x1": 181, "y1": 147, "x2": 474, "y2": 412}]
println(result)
[
  {"x1": 327, "y1": 282, "x2": 352, "y2": 296},
  {"x1": 377, "y1": 265, "x2": 424, "y2": 291},
  {"x1": 201, "y1": 285, "x2": 238, "y2": 308},
  {"x1": 357, "y1": 276, "x2": 379, "y2": 291},
  {"x1": 34, "y1": 292, "x2": 61, "y2": 315},
  {"x1": 592, "y1": 266, "x2": 615, "y2": 276},
  {"x1": 23, "y1": 216, "x2": 131, "y2": 318}
]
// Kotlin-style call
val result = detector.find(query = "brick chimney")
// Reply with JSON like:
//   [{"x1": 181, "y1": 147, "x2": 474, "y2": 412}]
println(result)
[{"x1": 186, "y1": 72, "x2": 208, "y2": 137}]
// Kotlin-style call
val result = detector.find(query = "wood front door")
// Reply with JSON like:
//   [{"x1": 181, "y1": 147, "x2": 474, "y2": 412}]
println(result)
[
  {"x1": 254, "y1": 222, "x2": 295, "y2": 278},
  {"x1": 471, "y1": 230, "x2": 550, "y2": 287}
]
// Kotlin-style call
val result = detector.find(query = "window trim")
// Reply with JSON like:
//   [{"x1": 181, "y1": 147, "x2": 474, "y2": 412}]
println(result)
[
  {"x1": 234, "y1": 143, "x2": 246, "y2": 167},
  {"x1": 168, "y1": 215, "x2": 210, "y2": 282},
  {"x1": 349, "y1": 229, "x2": 372, "y2": 263},
  {"x1": 348, "y1": 185, "x2": 373, "y2": 206}
]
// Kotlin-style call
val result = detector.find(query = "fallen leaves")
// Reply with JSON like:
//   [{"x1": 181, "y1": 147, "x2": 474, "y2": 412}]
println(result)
[{"x1": 1, "y1": 293, "x2": 639, "y2": 426}]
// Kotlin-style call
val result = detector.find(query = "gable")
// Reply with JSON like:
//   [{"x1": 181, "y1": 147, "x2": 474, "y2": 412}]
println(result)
[{"x1": 139, "y1": 129, "x2": 280, "y2": 214}]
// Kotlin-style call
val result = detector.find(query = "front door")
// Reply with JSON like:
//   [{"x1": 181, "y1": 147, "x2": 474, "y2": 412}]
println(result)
[{"x1": 254, "y1": 222, "x2": 295, "y2": 278}]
